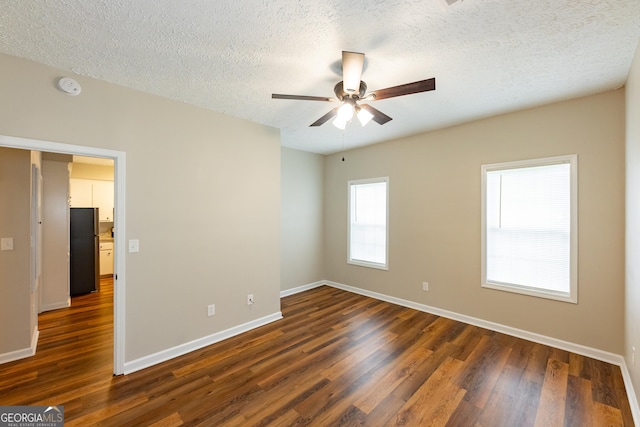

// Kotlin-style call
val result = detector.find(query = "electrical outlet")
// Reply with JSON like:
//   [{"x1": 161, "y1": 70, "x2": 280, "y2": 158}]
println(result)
[
  {"x1": 422, "y1": 282, "x2": 429, "y2": 291},
  {"x1": 207, "y1": 304, "x2": 215, "y2": 317},
  {"x1": 247, "y1": 294, "x2": 254, "y2": 305}
]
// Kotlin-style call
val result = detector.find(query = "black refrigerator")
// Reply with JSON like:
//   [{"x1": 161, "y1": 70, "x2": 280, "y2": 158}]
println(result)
[{"x1": 70, "y1": 208, "x2": 100, "y2": 295}]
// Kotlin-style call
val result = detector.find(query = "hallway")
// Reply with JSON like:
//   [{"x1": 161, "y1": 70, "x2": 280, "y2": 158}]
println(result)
[{"x1": 0, "y1": 278, "x2": 114, "y2": 405}]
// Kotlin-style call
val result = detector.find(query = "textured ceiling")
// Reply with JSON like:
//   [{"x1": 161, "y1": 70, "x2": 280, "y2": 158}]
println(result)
[{"x1": 1, "y1": 0, "x2": 639, "y2": 154}]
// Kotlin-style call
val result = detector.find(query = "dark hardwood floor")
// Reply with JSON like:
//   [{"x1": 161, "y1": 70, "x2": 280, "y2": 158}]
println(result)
[{"x1": 0, "y1": 280, "x2": 634, "y2": 426}]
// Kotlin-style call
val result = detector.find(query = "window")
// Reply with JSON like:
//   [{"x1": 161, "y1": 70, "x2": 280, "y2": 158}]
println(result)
[
  {"x1": 481, "y1": 155, "x2": 577, "y2": 303},
  {"x1": 348, "y1": 177, "x2": 389, "y2": 270}
]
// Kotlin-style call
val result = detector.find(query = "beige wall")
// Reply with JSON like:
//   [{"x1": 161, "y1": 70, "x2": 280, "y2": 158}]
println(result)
[
  {"x1": 70, "y1": 162, "x2": 114, "y2": 181},
  {"x1": 280, "y1": 147, "x2": 325, "y2": 290},
  {"x1": 626, "y1": 38, "x2": 640, "y2": 410},
  {"x1": 325, "y1": 90, "x2": 625, "y2": 354},
  {"x1": 0, "y1": 53, "x2": 281, "y2": 362},
  {"x1": 0, "y1": 148, "x2": 32, "y2": 354}
]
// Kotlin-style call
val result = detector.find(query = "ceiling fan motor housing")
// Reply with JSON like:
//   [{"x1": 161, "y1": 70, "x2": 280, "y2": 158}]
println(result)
[{"x1": 334, "y1": 81, "x2": 368, "y2": 101}]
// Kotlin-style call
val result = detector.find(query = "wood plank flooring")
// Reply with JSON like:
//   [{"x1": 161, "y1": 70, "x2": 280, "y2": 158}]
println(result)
[{"x1": 0, "y1": 280, "x2": 634, "y2": 426}]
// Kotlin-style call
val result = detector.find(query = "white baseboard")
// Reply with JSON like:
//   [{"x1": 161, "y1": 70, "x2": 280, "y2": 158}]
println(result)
[
  {"x1": 40, "y1": 298, "x2": 71, "y2": 313},
  {"x1": 325, "y1": 280, "x2": 623, "y2": 365},
  {"x1": 620, "y1": 362, "x2": 640, "y2": 426},
  {"x1": 0, "y1": 329, "x2": 39, "y2": 364},
  {"x1": 123, "y1": 312, "x2": 283, "y2": 374},
  {"x1": 282, "y1": 279, "x2": 639, "y2": 423},
  {"x1": 280, "y1": 281, "x2": 325, "y2": 298}
]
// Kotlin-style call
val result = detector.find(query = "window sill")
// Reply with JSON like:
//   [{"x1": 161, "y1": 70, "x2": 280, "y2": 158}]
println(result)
[
  {"x1": 348, "y1": 260, "x2": 389, "y2": 271},
  {"x1": 482, "y1": 281, "x2": 577, "y2": 304}
]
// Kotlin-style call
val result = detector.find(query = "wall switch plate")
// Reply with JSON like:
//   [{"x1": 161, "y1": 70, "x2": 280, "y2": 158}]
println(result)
[
  {"x1": 207, "y1": 304, "x2": 215, "y2": 317},
  {"x1": 422, "y1": 282, "x2": 429, "y2": 291},
  {"x1": 1, "y1": 237, "x2": 14, "y2": 251},
  {"x1": 247, "y1": 294, "x2": 254, "y2": 305},
  {"x1": 128, "y1": 239, "x2": 139, "y2": 253}
]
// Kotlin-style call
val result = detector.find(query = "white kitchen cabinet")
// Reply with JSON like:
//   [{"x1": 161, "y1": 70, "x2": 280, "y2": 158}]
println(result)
[
  {"x1": 99, "y1": 241, "x2": 114, "y2": 276},
  {"x1": 69, "y1": 178, "x2": 114, "y2": 221},
  {"x1": 69, "y1": 178, "x2": 93, "y2": 207},
  {"x1": 93, "y1": 180, "x2": 114, "y2": 221}
]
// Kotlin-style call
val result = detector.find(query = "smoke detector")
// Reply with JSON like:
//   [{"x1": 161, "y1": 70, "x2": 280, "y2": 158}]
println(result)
[{"x1": 57, "y1": 77, "x2": 82, "y2": 96}]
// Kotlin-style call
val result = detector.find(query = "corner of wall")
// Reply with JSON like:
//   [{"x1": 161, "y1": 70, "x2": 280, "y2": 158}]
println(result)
[{"x1": 625, "y1": 35, "x2": 640, "y2": 422}]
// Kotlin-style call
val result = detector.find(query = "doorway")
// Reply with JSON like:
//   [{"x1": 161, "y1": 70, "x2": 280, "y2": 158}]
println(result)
[
  {"x1": 69, "y1": 155, "x2": 115, "y2": 295},
  {"x1": 0, "y1": 134, "x2": 126, "y2": 375}
]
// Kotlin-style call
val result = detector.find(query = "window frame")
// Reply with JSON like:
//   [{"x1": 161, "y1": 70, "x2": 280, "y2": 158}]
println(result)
[
  {"x1": 348, "y1": 177, "x2": 389, "y2": 270},
  {"x1": 481, "y1": 155, "x2": 578, "y2": 303}
]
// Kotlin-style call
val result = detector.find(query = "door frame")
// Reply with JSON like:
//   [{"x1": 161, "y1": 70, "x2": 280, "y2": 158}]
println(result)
[{"x1": 0, "y1": 134, "x2": 126, "y2": 375}]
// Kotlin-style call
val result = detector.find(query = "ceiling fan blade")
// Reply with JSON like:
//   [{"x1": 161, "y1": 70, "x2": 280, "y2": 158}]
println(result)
[
  {"x1": 359, "y1": 104, "x2": 393, "y2": 125},
  {"x1": 369, "y1": 78, "x2": 436, "y2": 101},
  {"x1": 310, "y1": 106, "x2": 340, "y2": 127},
  {"x1": 272, "y1": 94, "x2": 335, "y2": 102},
  {"x1": 342, "y1": 51, "x2": 365, "y2": 93}
]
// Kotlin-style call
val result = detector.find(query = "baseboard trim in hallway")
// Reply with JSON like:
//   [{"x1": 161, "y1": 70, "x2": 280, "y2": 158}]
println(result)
[{"x1": 0, "y1": 330, "x2": 39, "y2": 365}]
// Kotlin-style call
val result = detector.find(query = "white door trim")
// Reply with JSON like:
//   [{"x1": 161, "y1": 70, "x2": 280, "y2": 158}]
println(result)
[{"x1": 0, "y1": 134, "x2": 126, "y2": 375}]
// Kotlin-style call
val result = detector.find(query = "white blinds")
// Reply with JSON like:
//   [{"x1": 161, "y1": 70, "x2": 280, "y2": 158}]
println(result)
[
  {"x1": 350, "y1": 181, "x2": 387, "y2": 266},
  {"x1": 485, "y1": 163, "x2": 571, "y2": 293}
]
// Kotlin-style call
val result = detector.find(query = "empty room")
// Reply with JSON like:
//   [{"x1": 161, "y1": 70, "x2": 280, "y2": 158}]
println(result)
[{"x1": 1, "y1": 0, "x2": 640, "y2": 425}]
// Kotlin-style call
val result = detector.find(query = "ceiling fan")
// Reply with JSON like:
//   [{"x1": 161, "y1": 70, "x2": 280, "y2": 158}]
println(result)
[{"x1": 272, "y1": 51, "x2": 436, "y2": 129}]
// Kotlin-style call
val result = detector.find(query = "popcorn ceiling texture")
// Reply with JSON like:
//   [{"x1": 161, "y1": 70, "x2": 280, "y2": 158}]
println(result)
[{"x1": 1, "y1": 0, "x2": 639, "y2": 154}]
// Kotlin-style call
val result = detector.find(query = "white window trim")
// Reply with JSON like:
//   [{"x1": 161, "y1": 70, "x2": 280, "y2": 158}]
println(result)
[
  {"x1": 348, "y1": 177, "x2": 389, "y2": 270},
  {"x1": 481, "y1": 155, "x2": 578, "y2": 304}
]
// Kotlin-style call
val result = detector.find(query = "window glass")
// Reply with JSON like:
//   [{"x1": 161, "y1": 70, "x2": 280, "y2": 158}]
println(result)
[
  {"x1": 482, "y1": 156, "x2": 577, "y2": 303},
  {"x1": 349, "y1": 177, "x2": 389, "y2": 270}
]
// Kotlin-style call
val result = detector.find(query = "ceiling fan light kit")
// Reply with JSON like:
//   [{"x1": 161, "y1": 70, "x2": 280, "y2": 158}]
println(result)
[
  {"x1": 333, "y1": 117, "x2": 347, "y2": 130},
  {"x1": 337, "y1": 102, "x2": 354, "y2": 121},
  {"x1": 272, "y1": 51, "x2": 435, "y2": 130},
  {"x1": 333, "y1": 103, "x2": 354, "y2": 129},
  {"x1": 333, "y1": 104, "x2": 374, "y2": 129},
  {"x1": 356, "y1": 106, "x2": 374, "y2": 126}
]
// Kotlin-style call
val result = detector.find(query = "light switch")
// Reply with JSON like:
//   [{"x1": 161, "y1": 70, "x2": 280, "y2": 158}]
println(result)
[
  {"x1": 128, "y1": 239, "x2": 140, "y2": 253},
  {"x1": 1, "y1": 237, "x2": 14, "y2": 251}
]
